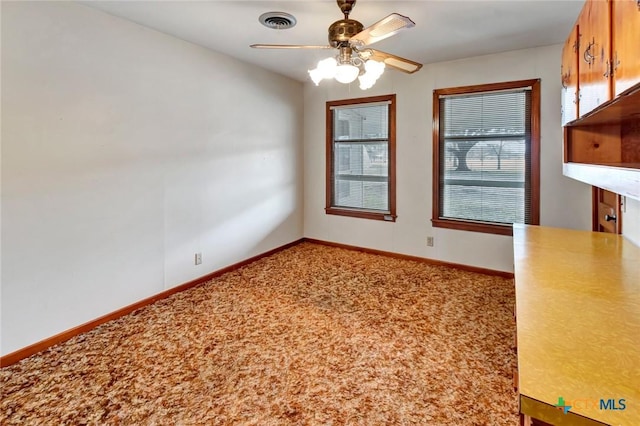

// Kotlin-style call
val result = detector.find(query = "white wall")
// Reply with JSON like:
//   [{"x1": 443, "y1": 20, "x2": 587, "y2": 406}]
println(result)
[
  {"x1": 1, "y1": 2, "x2": 303, "y2": 356},
  {"x1": 304, "y1": 45, "x2": 591, "y2": 272},
  {"x1": 622, "y1": 197, "x2": 640, "y2": 247}
]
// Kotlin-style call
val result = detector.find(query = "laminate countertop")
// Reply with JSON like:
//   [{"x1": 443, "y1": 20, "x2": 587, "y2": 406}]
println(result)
[{"x1": 513, "y1": 224, "x2": 640, "y2": 426}]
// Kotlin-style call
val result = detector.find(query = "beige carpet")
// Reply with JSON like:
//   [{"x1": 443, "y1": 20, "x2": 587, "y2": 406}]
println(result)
[{"x1": 1, "y1": 242, "x2": 518, "y2": 425}]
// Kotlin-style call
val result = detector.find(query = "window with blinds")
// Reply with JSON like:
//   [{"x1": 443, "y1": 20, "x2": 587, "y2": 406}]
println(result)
[
  {"x1": 432, "y1": 80, "x2": 540, "y2": 235},
  {"x1": 326, "y1": 94, "x2": 396, "y2": 222}
]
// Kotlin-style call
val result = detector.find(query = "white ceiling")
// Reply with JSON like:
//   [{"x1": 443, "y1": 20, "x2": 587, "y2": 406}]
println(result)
[{"x1": 81, "y1": 0, "x2": 584, "y2": 82}]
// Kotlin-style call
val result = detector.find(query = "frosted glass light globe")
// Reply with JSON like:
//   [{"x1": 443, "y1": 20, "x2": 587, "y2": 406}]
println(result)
[
  {"x1": 365, "y1": 60, "x2": 385, "y2": 78},
  {"x1": 309, "y1": 68, "x2": 323, "y2": 86},
  {"x1": 359, "y1": 60, "x2": 385, "y2": 89},
  {"x1": 309, "y1": 57, "x2": 338, "y2": 85},
  {"x1": 334, "y1": 64, "x2": 360, "y2": 84},
  {"x1": 317, "y1": 57, "x2": 337, "y2": 79}
]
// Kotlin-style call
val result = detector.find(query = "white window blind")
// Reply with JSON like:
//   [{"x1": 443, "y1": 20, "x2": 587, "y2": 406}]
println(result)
[{"x1": 438, "y1": 88, "x2": 533, "y2": 224}]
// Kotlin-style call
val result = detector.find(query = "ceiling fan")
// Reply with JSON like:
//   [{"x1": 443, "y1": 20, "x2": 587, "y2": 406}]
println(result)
[{"x1": 251, "y1": 0, "x2": 423, "y2": 88}]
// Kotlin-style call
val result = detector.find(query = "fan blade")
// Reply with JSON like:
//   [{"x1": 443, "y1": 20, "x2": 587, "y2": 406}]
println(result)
[
  {"x1": 362, "y1": 49, "x2": 422, "y2": 74},
  {"x1": 350, "y1": 13, "x2": 415, "y2": 47},
  {"x1": 250, "y1": 44, "x2": 332, "y2": 49}
]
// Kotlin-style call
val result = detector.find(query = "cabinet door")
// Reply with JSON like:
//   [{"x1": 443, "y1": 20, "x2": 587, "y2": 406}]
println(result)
[
  {"x1": 561, "y1": 26, "x2": 580, "y2": 125},
  {"x1": 578, "y1": 0, "x2": 612, "y2": 116},
  {"x1": 612, "y1": 0, "x2": 640, "y2": 96},
  {"x1": 592, "y1": 187, "x2": 621, "y2": 233}
]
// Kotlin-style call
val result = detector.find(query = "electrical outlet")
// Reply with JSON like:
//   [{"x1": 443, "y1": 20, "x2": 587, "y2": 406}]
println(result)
[
  {"x1": 195, "y1": 252, "x2": 202, "y2": 265},
  {"x1": 426, "y1": 236, "x2": 434, "y2": 247}
]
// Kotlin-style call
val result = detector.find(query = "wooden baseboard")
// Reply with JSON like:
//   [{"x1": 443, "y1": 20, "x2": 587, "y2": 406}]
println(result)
[
  {"x1": 2, "y1": 237, "x2": 512, "y2": 367},
  {"x1": 302, "y1": 238, "x2": 515, "y2": 279},
  {"x1": 0, "y1": 239, "x2": 304, "y2": 368}
]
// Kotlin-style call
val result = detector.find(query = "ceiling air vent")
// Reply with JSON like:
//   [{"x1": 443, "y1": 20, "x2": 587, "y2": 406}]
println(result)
[{"x1": 259, "y1": 12, "x2": 297, "y2": 30}]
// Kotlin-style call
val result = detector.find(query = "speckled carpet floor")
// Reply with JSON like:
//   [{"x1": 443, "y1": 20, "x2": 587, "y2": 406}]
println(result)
[{"x1": 1, "y1": 242, "x2": 518, "y2": 425}]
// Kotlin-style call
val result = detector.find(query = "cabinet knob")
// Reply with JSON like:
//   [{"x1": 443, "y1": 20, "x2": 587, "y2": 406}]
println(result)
[{"x1": 605, "y1": 214, "x2": 617, "y2": 222}]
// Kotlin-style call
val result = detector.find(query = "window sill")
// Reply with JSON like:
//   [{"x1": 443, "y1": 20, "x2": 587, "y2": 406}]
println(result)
[
  {"x1": 326, "y1": 207, "x2": 396, "y2": 222},
  {"x1": 432, "y1": 218, "x2": 514, "y2": 236}
]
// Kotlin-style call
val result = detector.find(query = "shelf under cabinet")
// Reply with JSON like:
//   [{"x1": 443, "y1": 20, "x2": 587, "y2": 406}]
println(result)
[{"x1": 563, "y1": 162, "x2": 640, "y2": 200}]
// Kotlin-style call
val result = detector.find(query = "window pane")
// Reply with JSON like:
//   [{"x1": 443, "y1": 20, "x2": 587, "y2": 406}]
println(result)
[
  {"x1": 443, "y1": 187, "x2": 525, "y2": 224},
  {"x1": 442, "y1": 139, "x2": 526, "y2": 223},
  {"x1": 443, "y1": 91, "x2": 528, "y2": 137},
  {"x1": 334, "y1": 104, "x2": 388, "y2": 140},
  {"x1": 335, "y1": 142, "x2": 388, "y2": 177},
  {"x1": 334, "y1": 180, "x2": 389, "y2": 211},
  {"x1": 443, "y1": 140, "x2": 525, "y2": 177},
  {"x1": 334, "y1": 142, "x2": 389, "y2": 212}
]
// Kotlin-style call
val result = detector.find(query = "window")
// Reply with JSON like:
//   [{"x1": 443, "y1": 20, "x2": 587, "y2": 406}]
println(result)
[
  {"x1": 432, "y1": 80, "x2": 540, "y2": 235},
  {"x1": 326, "y1": 94, "x2": 396, "y2": 221}
]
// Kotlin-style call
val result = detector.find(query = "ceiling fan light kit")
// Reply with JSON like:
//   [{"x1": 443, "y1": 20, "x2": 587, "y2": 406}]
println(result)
[
  {"x1": 308, "y1": 49, "x2": 386, "y2": 89},
  {"x1": 252, "y1": 0, "x2": 422, "y2": 90}
]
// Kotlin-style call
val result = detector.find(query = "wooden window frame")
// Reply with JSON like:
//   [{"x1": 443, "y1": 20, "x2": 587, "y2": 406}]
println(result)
[
  {"x1": 326, "y1": 94, "x2": 397, "y2": 222},
  {"x1": 432, "y1": 79, "x2": 541, "y2": 236}
]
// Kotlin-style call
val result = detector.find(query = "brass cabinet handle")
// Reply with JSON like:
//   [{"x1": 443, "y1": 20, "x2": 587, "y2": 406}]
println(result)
[
  {"x1": 561, "y1": 71, "x2": 569, "y2": 89},
  {"x1": 605, "y1": 53, "x2": 621, "y2": 78},
  {"x1": 583, "y1": 40, "x2": 596, "y2": 65}
]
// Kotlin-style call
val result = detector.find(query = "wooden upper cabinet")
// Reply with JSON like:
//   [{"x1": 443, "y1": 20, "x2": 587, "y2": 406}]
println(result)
[
  {"x1": 577, "y1": 0, "x2": 612, "y2": 116},
  {"x1": 562, "y1": 0, "x2": 640, "y2": 201},
  {"x1": 561, "y1": 26, "x2": 580, "y2": 125},
  {"x1": 612, "y1": 0, "x2": 640, "y2": 96}
]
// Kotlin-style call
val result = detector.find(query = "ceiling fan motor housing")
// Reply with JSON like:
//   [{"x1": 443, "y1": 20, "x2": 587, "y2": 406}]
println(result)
[{"x1": 328, "y1": 19, "x2": 364, "y2": 47}]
